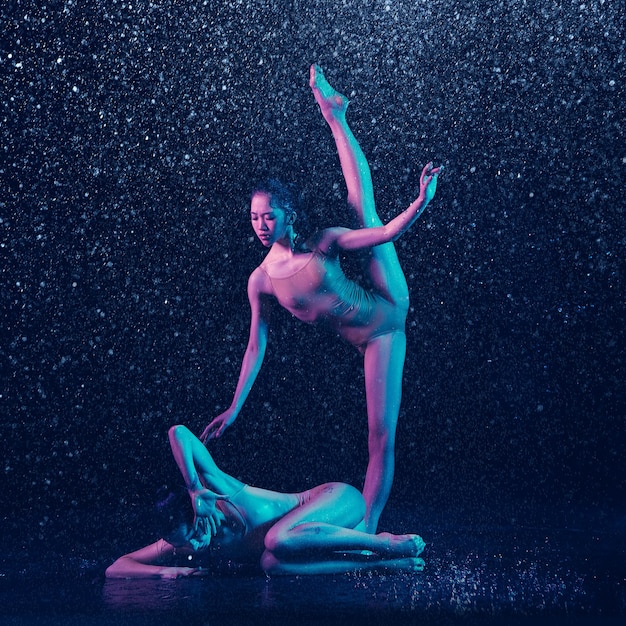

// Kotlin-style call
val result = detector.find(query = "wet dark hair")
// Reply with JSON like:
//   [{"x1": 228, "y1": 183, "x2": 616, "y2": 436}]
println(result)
[
  {"x1": 154, "y1": 485, "x2": 194, "y2": 547},
  {"x1": 251, "y1": 178, "x2": 298, "y2": 217},
  {"x1": 251, "y1": 178, "x2": 310, "y2": 235}
]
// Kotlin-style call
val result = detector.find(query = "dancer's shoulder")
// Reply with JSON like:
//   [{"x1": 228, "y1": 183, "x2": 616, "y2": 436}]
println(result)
[
  {"x1": 310, "y1": 227, "x2": 352, "y2": 255},
  {"x1": 248, "y1": 265, "x2": 273, "y2": 294}
]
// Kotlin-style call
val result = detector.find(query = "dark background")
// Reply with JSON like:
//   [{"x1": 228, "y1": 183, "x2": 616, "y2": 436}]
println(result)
[{"x1": 1, "y1": 0, "x2": 624, "y2": 569}]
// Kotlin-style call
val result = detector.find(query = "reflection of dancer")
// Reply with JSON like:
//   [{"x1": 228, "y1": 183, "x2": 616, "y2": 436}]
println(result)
[
  {"x1": 201, "y1": 65, "x2": 442, "y2": 532},
  {"x1": 106, "y1": 425, "x2": 426, "y2": 577}
]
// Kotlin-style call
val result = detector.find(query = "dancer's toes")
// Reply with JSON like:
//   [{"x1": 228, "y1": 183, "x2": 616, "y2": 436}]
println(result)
[
  {"x1": 309, "y1": 64, "x2": 348, "y2": 115},
  {"x1": 409, "y1": 557, "x2": 425, "y2": 572},
  {"x1": 410, "y1": 534, "x2": 426, "y2": 557},
  {"x1": 398, "y1": 533, "x2": 425, "y2": 557},
  {"x1": 378, "y1": 557, "x2": 425, "y2": 573}
]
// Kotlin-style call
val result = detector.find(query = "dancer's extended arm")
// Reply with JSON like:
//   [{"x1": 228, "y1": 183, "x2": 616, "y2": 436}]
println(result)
[
  {"x1": 105, "y1": 540, "x2": 202, "y2": 579},
  {"x1": 332, "y1": 162, "x2": 442, "y2": 251},
  {"x1": 200, "y1": 268, "x2": 270, "y2": 441}
]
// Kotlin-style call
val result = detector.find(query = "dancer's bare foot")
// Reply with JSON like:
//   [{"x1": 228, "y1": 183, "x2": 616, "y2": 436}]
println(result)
[
  {"x1": 371, "y1": 557, "x2": 425, "y2": 573},
  {"x1": 378, "y1": 533, "x2": 426, "y2": 558},
  {"x1": 309, "y1": 64, "x2": 348, "y2": 119}
]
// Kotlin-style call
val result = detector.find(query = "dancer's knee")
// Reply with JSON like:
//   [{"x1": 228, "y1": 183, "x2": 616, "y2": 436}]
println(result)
[
  {"x1": 168, "y1": 424, "x2": 189, "y2": 442},
  {"x1": 263, "y1": 525, "x2": 286, "y2": 554},
  {"x1": 263, "y1": 520, "x2": 299, "y2": 555},
  {"x1": 260, "y1": 549, "x2": 282, "y2": 574}
]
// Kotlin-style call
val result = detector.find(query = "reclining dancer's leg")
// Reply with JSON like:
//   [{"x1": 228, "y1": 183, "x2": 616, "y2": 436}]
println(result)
[{"x1": 261, "y1": 481, "x2": 425, "y2": 574}]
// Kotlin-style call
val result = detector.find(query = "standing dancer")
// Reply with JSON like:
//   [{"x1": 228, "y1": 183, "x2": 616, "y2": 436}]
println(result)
[{"x1": 202, "y1": 65, "x2": 442, "y2": 532}]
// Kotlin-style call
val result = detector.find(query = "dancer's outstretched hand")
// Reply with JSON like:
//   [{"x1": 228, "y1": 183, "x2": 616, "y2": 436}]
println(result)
[
  {"x1": 158, "y1": 566, "x2": 206, "y2": 579},
  {"x1": 419, "y1": 162, "x2": 443, "y2": 203},
  {"x1": 200, "y1": 408, "x2": 237, "y2": 443}
]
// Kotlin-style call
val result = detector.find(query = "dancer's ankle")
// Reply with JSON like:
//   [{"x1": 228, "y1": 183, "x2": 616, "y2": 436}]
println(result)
[{"x1": 310, "y1": 64, "x2": 348, "y2": 118}]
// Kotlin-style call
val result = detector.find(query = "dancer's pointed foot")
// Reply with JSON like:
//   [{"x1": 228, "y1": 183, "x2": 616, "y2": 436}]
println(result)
[{"x1": 309, "y1": 64, "x2": 348, "y2": 118}]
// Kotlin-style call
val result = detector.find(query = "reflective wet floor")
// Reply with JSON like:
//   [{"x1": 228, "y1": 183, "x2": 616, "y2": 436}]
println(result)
[{"x1": 2, "y1": 507, "x2": 624, "y2": 625}]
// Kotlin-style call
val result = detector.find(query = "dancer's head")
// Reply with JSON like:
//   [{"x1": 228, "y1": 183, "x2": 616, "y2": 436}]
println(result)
[
  {"x1": 156, "y1": 487, "x2": 196, "y2": 547},
  {"x1": 250, "y1": 179, "x2": 298, "y2": 247},
  {"x1": 155, "y1": 487, "x2": 243, "y2": 554},
  {"x1": 252, "y1": 179, "x2": 296, "y2": 218}
]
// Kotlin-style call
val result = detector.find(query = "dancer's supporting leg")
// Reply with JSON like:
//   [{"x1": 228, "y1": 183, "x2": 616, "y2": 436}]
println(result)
[
  {"x1": 310, "y1": 65, "x2": 409, "y2": 532},
  {"x1": 261, "y1": 481, "x2": 425, "y2": 575}
]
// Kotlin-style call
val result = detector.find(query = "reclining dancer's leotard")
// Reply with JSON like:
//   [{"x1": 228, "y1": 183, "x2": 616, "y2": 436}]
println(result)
[{"x1": 261, "y1": 249, "x2": 405, "y2": 349}]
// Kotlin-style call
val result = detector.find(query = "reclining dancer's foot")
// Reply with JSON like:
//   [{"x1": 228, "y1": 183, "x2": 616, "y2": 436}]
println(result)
[
  {"x1": 310, "y1": 64, "x2": 348, "y2": 120},
  {"x1": 378, "y1": 533, "x2": 426, "y2": 558}
]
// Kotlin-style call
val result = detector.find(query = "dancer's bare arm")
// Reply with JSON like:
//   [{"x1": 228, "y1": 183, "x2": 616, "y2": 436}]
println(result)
[
  {"x1": 201, "y1": 268, "x2": 271, "y2": 441},
  {"x1": 106, "y1": 540, "x2": 202, "y2": 579},
  {"x1": 318, "y1": 163, "x2": 443, "y2": 253},
  {"x1": 169, "y1": 424, "x2": 245, "y2": 544}
]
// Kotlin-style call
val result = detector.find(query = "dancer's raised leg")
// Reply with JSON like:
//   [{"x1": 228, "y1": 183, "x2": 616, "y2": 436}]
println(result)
[{"x1": 309, "y1": 64, "x2": 409, "y2": 309}]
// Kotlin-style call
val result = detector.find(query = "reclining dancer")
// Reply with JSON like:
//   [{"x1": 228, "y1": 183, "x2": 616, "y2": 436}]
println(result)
[{"x1": 106, "y1": 425, "x2": 426, "y2": 577}]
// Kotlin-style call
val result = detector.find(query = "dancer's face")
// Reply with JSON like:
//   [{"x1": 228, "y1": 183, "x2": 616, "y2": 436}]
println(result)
[{"x1": 250, "y1": 192, "x2": 290, "y2": 247}]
